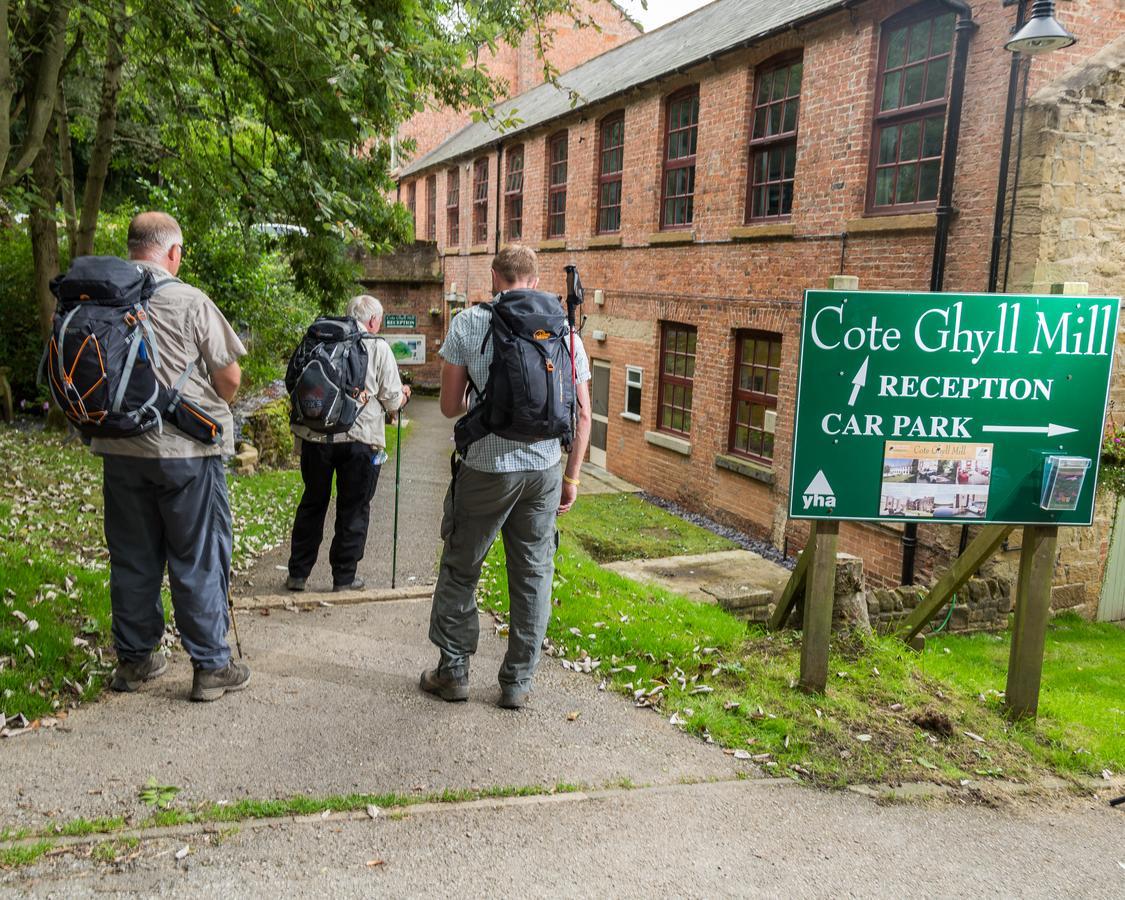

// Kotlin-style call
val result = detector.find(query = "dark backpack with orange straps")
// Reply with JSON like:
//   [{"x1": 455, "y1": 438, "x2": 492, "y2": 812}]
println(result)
[{"x1": 42, "y1": 256, "x2": 222, "y2": 444}]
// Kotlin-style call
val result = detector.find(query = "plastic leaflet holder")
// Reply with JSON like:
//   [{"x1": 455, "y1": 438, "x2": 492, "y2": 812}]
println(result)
[{"x1": 1039, "y1": 455, "x2": 1091, "y2": 512}]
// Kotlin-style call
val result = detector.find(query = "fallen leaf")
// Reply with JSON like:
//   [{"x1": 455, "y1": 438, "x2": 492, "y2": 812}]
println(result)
[
  {"x1": 366, "y1": 859, "x2": 386, "y2": 868},
  {"x1": 566, "y1": 711, "x2": 580, "y2": 722},
  {"x1": 733, "y1": 749, "x2": 752, "y2": 760},
  {"x1": 963, "y1": 731, "x2": 986, "y2": 743},
  {"x1": 366, "y1": 805, "x2": 379, "y2": 819},
  {"x1": 856, "y1": 734, "x2": 872, "y2": 743},
  {"x1": 175, "y1": 846, "x2": 190, "y2": 860}
]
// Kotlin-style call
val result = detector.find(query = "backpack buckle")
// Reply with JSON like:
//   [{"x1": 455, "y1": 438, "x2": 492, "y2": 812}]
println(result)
[
  {"x1": 546, "y1": 361, "x2": 555, "y2": 373},
  {"x1": 124, "y1": 312, "x2": 137, "y2": 327}
]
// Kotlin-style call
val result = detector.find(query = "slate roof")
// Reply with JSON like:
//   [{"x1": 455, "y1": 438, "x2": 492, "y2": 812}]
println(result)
[{"x1": 400, "y1": 0, "x2": 852, "y2": 177}]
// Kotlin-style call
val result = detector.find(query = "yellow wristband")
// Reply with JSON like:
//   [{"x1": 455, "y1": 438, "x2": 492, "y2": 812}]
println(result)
[{"x1": 563, "y1": 475, "x2": 581, "y2": 487}]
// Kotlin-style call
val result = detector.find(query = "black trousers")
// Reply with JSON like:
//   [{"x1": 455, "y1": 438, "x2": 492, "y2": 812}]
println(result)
[{"x1": 288, "y1": 440, "x2": 381, "y2": 585}]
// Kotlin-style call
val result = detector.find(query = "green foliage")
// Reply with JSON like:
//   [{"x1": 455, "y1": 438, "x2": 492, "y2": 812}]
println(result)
[
  {"x1": 0, "y1": 223, "x2": 46, "y2": 401},
  {"x1": 138, "y1": 779, "x2": 181, "y2": 810},
  {"x1": 1103, "y1": 425, "x2": 1125, "y2": 463}
]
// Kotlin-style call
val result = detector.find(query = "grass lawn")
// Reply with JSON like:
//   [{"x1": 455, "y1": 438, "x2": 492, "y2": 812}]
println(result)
[
  {"x1": 559, "y1": 493, "x2": 735, "y2": 562},
  {"x1": 476, "y1": 493, "x2": 1122, "y2": 786},
  {"x1": 0, "y1": 424, "x2": 304, "y2": 725},
  {"x1": 926, "y1": 615, "x2": 1125, "y2": 777}
]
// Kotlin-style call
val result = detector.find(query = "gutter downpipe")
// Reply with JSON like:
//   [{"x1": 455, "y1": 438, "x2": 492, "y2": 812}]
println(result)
[
  {"x1": 494, "y1": 141, "x2": 504, "y2": 256},
  {"x1": 901, "y1": 0, "x2": 978, "y2": 587},
  {"x1": 986, "y1": 0, "x2": 1028, "y2": 293}
]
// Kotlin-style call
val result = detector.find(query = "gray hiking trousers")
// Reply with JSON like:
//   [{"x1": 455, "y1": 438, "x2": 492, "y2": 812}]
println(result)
[
  {"x1": 102, "y1": 455, "x2": 233, "y2": 670},
  {"x1": 429, "y1": 463, "x2": 561, "y2": 689}
]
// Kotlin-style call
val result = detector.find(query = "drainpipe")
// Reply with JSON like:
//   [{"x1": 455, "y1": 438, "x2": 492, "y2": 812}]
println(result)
[
  {"x1": 902, "y1": 0, "x2": 978, "y2": 586},
  {"x1": 494, "y1": 142, "x2": 504, "y2": 255},
  {"x1": 987, "y1": 0, "x2": 1028, "y2": 292}
]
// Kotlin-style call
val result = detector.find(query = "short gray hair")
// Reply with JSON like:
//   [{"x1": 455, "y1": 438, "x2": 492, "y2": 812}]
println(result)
[
  {"x1": 127, "y1": 211, "x2": 183, "y2": 256},
  {"x1": 347, "y1": 294, "x2": 383, "y2": 323}
]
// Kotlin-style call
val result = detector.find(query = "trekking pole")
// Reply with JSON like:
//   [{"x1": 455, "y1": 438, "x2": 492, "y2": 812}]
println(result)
[
  {"x1": 392, "y1": 411, "x2": 402, "y2": 589},
  {"x1": 227, "y1": 569, "x2": 243, "y2": 659},
  {"x1": 564, "y1": 265, "x2": 585, "y2": 439}
]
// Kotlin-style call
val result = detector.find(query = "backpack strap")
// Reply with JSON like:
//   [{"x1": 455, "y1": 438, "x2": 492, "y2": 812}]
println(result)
[{"x1": 55, "y1": 305, "x2": 83, "y2": 385}]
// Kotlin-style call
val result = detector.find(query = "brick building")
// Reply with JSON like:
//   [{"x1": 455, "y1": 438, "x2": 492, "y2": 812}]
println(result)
[
  {"x1": 392, "y1": 0, "x2": 641, "y2": 173},
  {"x1": 393, "y1": 0, "x2": 1125, "y2": 614}
]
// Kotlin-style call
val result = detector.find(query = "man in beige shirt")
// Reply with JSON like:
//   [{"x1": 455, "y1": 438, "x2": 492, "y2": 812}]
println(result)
[
  {"x1": 92, "y1": 211, "x2": 250, "y2": 702},
  {"x1": 287, "y1": 294, "x2": 410, "y2": 592}
]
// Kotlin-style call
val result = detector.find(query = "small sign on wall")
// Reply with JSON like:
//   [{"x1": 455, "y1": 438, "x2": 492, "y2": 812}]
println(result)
[
  {"x1": 384, "y1": 314, "x2": 416, "y2": 329},
  {"x1": 387, "y1": 335, "x2": 426, "y2": 365}
]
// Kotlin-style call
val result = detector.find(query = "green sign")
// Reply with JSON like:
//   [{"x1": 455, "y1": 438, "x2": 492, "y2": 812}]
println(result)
[
  {"x1": 384, "y1": 314, "x2": 416, "y2": 329},
  {"x1": 790, "y1": 290, "x2": 1120, "y2": 526}
]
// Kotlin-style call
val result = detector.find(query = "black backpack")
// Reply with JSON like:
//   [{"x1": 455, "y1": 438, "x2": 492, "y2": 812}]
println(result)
[
  {"x1": 286, "y1": 317, "x2": 377, "y2": 434},
  {"x1": 43, "y1": 256, "x2": 222, "y2": 444},
  {"x1": 454, "y1": 289, "x2": 576, "y2": 454}
]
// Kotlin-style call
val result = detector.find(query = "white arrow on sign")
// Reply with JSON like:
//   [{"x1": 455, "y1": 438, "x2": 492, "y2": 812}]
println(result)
[
  {"x1": 847, "y1": 356, "x2": 870, "y2": 407},
  {"x1": 981, "y1": 423, "x2": 1078, "y2": 437}
]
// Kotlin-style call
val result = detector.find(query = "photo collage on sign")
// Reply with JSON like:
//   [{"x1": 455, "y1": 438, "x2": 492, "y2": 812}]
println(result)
[{"x1": 879, "y1": 441, "x2": 993, "y2": 519}]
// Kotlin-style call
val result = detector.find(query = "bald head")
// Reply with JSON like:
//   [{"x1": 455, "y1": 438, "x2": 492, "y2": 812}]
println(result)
[{"x1": 128, "y1": 212, "x2": 184, "y2": 274}]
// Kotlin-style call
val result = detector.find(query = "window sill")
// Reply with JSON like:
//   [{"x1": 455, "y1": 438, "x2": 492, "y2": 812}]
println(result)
[
  {"x1": 846, "y1": 212, "x2": 936, "y2": 234},
  {"x1": 645, "y1": 430, "x2": 691, "y2": 455},
  {"x1": 469, "y1": 244, "x2": 491, "y2": 254},
  {"x1": 620, "y1": 411, "x2": 641, "y2": 423},
  {"x1": 588, "y1": 234, "x2": 623, "y2": 248},
  {"x1": 730, "y1": 223, "x2": 794, "y2": 242},
  {"x1": 538, "y1": 239, "x2": 567, "y2": 252},
  {"x1": 715, "y1": 453, "x2": 775, "y2": 485},
  {"x1": 647, "y1": 230, "x2": 695, "y2": 246}
]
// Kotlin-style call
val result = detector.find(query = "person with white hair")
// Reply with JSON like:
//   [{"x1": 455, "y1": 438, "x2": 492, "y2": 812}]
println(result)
[
  {"x1": 97, "y1": 211, "x2": 250, "y2": 702},
  {"x1": 286, "y1": 294, "x2": 410, "y2": 592}
]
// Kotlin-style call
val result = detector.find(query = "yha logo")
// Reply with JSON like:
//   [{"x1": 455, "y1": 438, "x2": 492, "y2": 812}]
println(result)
[
  {"x1": 802, "y1": 470, "x2": 837, "y2": 510},
  {"x1": 533, "y1": 330, "x2": 551, "y2": 340}
]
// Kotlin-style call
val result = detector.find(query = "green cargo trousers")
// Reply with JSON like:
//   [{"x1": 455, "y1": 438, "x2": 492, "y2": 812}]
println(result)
[{"x1": 428, "y1": 463, "x2": 561, "y2": 690}]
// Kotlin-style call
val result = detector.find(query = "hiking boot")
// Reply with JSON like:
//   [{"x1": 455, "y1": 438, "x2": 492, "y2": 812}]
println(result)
[
  {"x1": 333, "y1": 576, "x2": 365, "y2": 592},
  {"x1": 110, "y1": 652, "x2": 168, "y2": 693},
  {"x1": 190, "y1": 660, "x2": 251, "y2": 702},
  {"x1": 498, "y1": 684, "x2": 530, "y2": 710},
  {"x1": 285, "y1": 575, "x2": 306, "y2": 592},
  {"x1": 419, "y1": 667, "x2": 469, "y2": 702}
]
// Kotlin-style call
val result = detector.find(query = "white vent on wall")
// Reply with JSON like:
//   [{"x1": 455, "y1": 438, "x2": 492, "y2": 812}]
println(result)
[{"x1": 593, "y1": 289, "x2": 605, "y2": 306}]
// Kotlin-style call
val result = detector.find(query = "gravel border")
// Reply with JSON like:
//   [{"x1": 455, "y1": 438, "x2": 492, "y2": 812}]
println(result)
[{"x1": 638, "y1": 492, "x2": 797, "y2": 570}]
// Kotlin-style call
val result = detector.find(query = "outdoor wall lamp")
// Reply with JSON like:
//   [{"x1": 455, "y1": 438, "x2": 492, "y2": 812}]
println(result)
[{"x1": 1004, "y1": 0, "x2": 1076, "y2": 54}]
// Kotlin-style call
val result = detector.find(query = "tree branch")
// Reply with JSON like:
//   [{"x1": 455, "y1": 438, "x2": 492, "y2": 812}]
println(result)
[
  {"x1": 0, "y1": 0, "x2": 11, "y2": 180},
  {"x1": 2, "y1": 0, "x2": 74, "y2": 188},
  {"x1": 75, "y1": 0, "x2": 126, "y2": 256}
]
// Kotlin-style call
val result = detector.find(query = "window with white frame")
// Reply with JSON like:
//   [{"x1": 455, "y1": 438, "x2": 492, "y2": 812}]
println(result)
[{"x1": 624, "y1": 366, "x2": 643, "y2": 419}]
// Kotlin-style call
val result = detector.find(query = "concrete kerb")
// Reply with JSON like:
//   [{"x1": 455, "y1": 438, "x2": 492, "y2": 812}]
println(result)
[
  {"x1": 0, "y1": 777, "x2": 793, "y2": 853},
  {"x1": 5, "y1": 773, "x2": 1119, "y2": 855},
  {"x1": 235, "y1": 586, "x2": 433, "y2": 611}
]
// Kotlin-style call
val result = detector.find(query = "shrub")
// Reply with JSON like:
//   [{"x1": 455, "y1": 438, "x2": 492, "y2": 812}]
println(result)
[{"x1": 0, "y1": 207, "x2": 323, "y2": 398}]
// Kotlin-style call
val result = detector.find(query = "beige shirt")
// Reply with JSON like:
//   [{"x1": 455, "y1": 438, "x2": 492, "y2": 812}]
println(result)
[
  {"x1": 291, "y1": 334, "x2": 405, "y2": 449},
  {"x1": 90, "y1": 260, "x2": 246, "y2": 459}
]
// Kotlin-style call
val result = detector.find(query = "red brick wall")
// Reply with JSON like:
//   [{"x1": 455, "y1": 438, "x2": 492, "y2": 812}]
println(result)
[
  {"x1": 396, "y1": 0, "x2": 640, "y2": 183},
  {"x1": 405, "y1": 0, "x2": 1124, "y2": 589}
]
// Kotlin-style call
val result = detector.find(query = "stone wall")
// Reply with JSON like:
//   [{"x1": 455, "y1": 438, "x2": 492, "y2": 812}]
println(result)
[
  {"x1": 1005, "y1": 34, "x2": 1125, "y2": 617},
  {"x1": 865, "y1": 577, "x2": 1011, "y2": 636}
]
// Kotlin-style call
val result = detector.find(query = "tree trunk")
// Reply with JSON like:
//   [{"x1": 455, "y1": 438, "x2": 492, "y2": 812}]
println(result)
[
  {"x1": 0, "y1": 0, "x2": 11, "y2": 179},
  {"x1": 1, "y1": 0, "x2": 73, "y2": 187},
  {"x1": 30, "y1": 118, "x2": 61, "y2": 340},
  {"x1": 75, "y1": 0, "x2": 126, "y2": 257},
  {"x1": 57, "y1": 91, "x2": 78, "y2": 255}
]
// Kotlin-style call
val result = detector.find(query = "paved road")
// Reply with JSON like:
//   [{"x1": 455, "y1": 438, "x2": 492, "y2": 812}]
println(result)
[
  {"x1": 237, "y1": 396, "x2": 453, "y2": 596},
  {"x1": 6, "y1": 778, "x2": 1125, "y2": 897}
]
